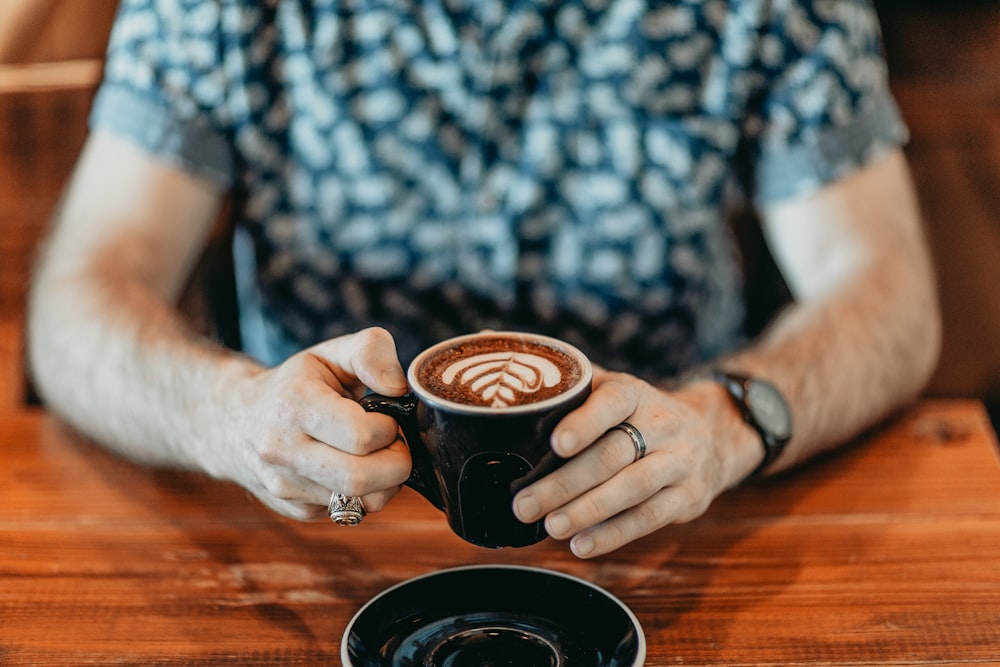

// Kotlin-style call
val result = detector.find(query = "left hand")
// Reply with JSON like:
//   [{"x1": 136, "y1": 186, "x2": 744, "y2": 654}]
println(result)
[{"x1": 512, "y1": 367, "x2": 733, "y2": 558}]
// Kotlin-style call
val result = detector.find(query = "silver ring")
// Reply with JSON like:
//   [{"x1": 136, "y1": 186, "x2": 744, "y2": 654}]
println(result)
[
  {"x1": 612, "y1": 422, "x2": 647, "y2": 463},
  {"x1": 328, "y1": 492, "x2": 366, "y2": 526}
]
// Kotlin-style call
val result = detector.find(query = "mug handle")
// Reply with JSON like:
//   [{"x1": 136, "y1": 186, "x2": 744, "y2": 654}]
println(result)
[{"x1": 359, "y1": 393, "x2": 445, "y2": 511}]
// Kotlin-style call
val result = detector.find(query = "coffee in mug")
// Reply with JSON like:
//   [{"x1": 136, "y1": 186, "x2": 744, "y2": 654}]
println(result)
[{"x1": 413, "y1": 334, "x2": 585, "y2": 409}]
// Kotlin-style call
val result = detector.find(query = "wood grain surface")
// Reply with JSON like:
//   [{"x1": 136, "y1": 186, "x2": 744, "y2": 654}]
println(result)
[{"x1": 2, "y1": 399, "x2": 998, "y2": 665}]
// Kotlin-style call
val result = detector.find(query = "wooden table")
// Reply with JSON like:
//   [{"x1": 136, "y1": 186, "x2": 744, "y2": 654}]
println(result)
[{"x1": 2, "y1": 399, "x2": 999, "y2": 665}]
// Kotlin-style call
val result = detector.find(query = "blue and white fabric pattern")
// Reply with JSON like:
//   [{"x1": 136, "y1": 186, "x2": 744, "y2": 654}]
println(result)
[{"x1": 91, "y1": 0, "x2": 907, "y2": 376}]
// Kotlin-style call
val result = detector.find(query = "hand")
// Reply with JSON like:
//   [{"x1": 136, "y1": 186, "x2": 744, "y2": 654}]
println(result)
[
  {"x1": 217, "y1": 327, "x2": 413, "y2": 520},
  {"x1": 513, "y1": 368, "x2": 734, "y2": 558}
]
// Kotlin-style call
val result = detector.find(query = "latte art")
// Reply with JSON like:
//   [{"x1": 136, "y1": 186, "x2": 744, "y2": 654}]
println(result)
[
  {"x1": 415, "y1": 334, "x2": 585, "y2": 409},
  {"x1": 441, "y1": 352, "x2": 562, "y2": 408}
]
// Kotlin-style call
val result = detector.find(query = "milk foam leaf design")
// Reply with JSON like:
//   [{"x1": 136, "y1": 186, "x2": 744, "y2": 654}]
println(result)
[{"x1": 441, "y1": 352, "x2": 562, "y2": 407}]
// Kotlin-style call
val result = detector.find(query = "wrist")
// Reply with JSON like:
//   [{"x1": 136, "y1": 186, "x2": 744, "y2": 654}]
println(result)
[
  {"x1": 709, "y1": 370, "x2": 793, "y2": 484},
  {"x1": 191, "y1": 351, "x2": 264, "y2": 480},
  {"x1": 674, "y1": 379, "x2": 767, "y2": 489}
]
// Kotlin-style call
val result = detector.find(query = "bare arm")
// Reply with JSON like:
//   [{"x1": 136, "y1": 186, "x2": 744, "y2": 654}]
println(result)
[
  {"x1": 28, "y1": 131, "x2": 412, "y2": 519},
  {"x1": 724, "y1": 147, "x2": 941, "y2": 472},
  {"x1": 515, "y1": 148, "x2": 942, "y2": 556},
  {"x1": 28, "y1": 131, "x2": 234, "y2": 468}
]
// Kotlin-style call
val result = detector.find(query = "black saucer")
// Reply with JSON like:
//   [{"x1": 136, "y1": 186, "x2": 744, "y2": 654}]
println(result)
[{"x1": 341, "y1": 564, "x2": 645, "y2": 666}]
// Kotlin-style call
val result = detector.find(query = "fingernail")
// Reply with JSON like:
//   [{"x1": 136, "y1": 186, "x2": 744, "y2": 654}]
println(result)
[
  {"x1": 546, "y1": 512, "x2": 571, "y2": 538},
  {"x1": 514, "y1": 494, "x2": 540, "y2": 522},
  {"x1": 571, "y1": 534, "x2": 595, "y2": 558}
]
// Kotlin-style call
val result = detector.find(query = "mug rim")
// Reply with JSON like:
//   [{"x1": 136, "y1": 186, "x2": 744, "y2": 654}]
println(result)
[{"x1": 407, "y1": 331, "x2": 593, "y2": 416}]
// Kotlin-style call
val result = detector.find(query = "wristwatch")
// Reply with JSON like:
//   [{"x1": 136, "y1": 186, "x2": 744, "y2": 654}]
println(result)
[{"x1": 712, "y1": 371, "x2": 792, "y2": 480}]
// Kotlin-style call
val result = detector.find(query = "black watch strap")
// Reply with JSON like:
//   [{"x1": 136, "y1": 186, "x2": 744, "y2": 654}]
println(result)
[{"x1": 712, "y1": 371, "x2": 791, "y2": 480}]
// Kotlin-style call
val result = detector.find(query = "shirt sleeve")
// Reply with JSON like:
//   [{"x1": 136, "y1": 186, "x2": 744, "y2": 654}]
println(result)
[
  {"x1": 746, "y1": 0, "x2": 908, "y2": 205},
  {"x1": 88, "y1": 0, "x2": 234, "y2": 187}
]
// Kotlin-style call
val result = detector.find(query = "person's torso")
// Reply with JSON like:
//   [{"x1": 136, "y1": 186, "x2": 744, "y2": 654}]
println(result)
[{"x1": 220, "y1": 0, "x2": 755, "y2": 372}]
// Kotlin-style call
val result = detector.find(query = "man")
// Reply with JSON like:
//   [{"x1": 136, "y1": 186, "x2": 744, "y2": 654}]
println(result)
[{"x1": 28, "y1": 0, "x2": 940, "y2": 558}]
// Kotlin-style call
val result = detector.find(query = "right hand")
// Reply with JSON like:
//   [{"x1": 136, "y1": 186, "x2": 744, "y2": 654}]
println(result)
[{"x1": 216, "y1": 327, "x2": 413, "y2": 520}]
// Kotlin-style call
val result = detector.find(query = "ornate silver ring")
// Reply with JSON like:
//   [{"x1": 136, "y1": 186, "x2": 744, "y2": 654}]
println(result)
[
  {"x1": 612, "y1": 422, "x2": 647, "y2": 463},
  {"x1": 328, "y1": 492, "x2": 366, "y2": 526}
]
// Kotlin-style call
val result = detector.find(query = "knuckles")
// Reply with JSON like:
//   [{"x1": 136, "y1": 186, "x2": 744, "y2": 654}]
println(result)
[
  {"x1": 355, "y1": 326, "x2": 394, "y2": 351},
  {"x1": 257, "y1": 468, "x2": 303, "y2": 501},
  {"x1": 334, "y1": 468, "x2": 371, "y2": 497},
  {"x1": 635, "y1": 497, "x2": 671, "y2": 530},
  {"x1": 255, "y1": 435, "x2": 293, "y2": 467},
  {"x1": 628, "y1": 462, "x2": 661, "y2": 498}
]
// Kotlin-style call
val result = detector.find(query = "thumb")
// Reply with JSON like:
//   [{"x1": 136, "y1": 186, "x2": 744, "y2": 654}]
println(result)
[{"x1": 309, "y1": 327, "x2": 408, "y2": 397}]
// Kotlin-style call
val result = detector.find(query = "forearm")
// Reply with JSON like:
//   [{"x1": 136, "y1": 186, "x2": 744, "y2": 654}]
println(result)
[
  {"x1": 720, "y1": 265, "x2": 940, "y2": 474},
  {"x1": 27, "y1": 266, "x2": 261, "y2": 475},
  {"x1": 709, "y1": 151, "x2": 941, "y2": 479},
  {"x1": 26, "y1": 132, "x2": 261, "y2": 476}
]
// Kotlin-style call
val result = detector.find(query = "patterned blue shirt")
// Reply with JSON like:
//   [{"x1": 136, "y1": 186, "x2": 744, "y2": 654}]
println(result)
[{"x1": 91, "y1": 0, "x2": 907, "y2": 376}]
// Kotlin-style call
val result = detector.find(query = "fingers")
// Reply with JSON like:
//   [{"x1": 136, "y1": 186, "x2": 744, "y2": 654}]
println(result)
[
  {"x1": 514, "y1": 426, "x2": 639, "y2": 523},
  {"x1": 249, "y1": 436, "x2": 412, "y2": 520},
  {"x1": 298, "y1": 434, "x2": 412, "y2": 499},
  {"x1": 549, "y1": 371, "x2": 638, "y2": 457},
  {"x1": 299, "y1": 328, "x2": 408, "y2": 454},
  {"x1": 526, "y1": 426, "x2": 716, "y2": 558},
  {"x1": 515, "y1": 371, "x2": 645, "y2": 522},
  {"x1": 264, "y1": 430, "x2": 411, "y2": 501},
  {"x1": 240, "y1": 328, "x2": 413, "y2": 520},
  {"x1": 294, "y1": 385, "x2": 402, "y2": 456},
  {"x1": 513, "y1": 372, "x2": 726, "y2": 559},
  {"x1": 307, "y1": 327, "x2": 408, "y2": 398},
  {"x1": 535, "y1": 451, "x2": 708, "y2": 558},
  {"x1": 546, "y1": 456, "x2": 673, "y2": 541},
  {"x1": 253, "y1": 327, "x2": 405, "y2": 459},
  {"x1": 566, "y1": 480, "x2": 713, "y2": 558}
]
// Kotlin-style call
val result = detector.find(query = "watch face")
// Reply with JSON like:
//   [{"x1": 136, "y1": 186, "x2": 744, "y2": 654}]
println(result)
[{"x1": 746, "y1": 380, "x2": 792, "y2": 441}]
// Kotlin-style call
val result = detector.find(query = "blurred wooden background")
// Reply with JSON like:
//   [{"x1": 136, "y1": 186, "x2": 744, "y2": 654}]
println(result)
[
  {"x1": 2, "y1": 1, "x2": 999, "y2": 428},
  {"x1": 0, "y1": 0, "x2": 116, "y2": 409},
  {"x1": 877, "y1": 0, "x2": 1000, "y2": 428}
]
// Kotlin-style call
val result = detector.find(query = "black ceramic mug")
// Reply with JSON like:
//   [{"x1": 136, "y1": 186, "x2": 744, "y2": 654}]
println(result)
[{"x1": 361, "y1": 331, "x2": 593, "y2": 548}]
